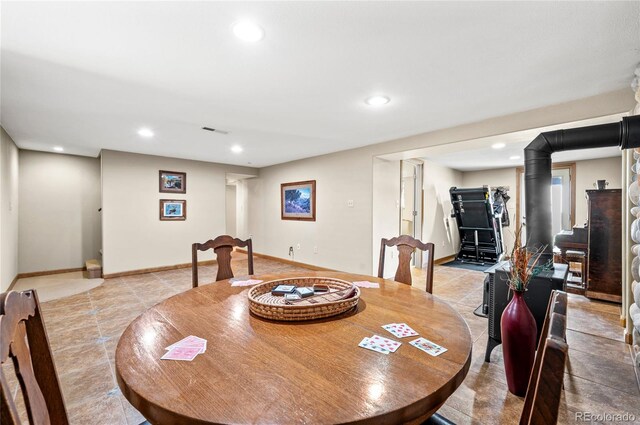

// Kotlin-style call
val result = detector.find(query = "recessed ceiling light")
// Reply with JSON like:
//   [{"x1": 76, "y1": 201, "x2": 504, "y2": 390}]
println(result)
[
  {"x1": 53, "y1": 146, "x2": 64, "y2": 152},
  {"x1": 509, "y1": 155, "x2": 521, "y2": 160},
  {"x1": 231, "y1": 145, "x2": 243, "y2": 153},
  {"x1": 137, "y1": 127, "x2": 154, "y2": 138},
  {"x1": 365, "y1": 95, "x2": 390, "y2": 106},
  {"x1": 492, "y1": 142, "x2": 506, "y2": 150},
  {"x1": 232, "y1": 21, "x2": 265, "y2": 42}
]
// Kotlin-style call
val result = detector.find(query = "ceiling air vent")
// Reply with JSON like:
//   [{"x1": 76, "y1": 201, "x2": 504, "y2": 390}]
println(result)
[{"x1": 202, "y1": 126, "x2": 229, "y2": 135}]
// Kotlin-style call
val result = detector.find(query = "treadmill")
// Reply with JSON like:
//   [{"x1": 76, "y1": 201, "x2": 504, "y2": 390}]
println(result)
[{"x1": 449, "y1": 186, "x2": 504, "y2": 265}]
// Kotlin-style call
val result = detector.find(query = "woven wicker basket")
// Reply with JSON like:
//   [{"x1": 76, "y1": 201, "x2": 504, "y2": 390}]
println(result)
[{"x1": 248, "y1": 277, "x2": 360, "y2": 321}]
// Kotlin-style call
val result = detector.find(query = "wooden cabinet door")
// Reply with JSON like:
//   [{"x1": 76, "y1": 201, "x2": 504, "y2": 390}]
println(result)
[{"x1": 586, "y1": 189, "x2": 622, "y2": 303}]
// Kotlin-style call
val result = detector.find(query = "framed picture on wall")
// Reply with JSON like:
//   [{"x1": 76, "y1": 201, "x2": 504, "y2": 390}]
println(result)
[
  {"x1": 159, "y1": 170, "x2": 186, "y2": 193},
  {"x1": 160, "y1": 199, "x2": 187, "y2": 221},
  {"x1": 281, "y1": 180, "x2": 316, "y2": 221}
]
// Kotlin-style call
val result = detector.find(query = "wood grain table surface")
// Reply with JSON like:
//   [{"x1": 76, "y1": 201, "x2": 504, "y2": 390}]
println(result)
[{"x1": 115, "y1": 271, "x2": 473, "y2": 425}]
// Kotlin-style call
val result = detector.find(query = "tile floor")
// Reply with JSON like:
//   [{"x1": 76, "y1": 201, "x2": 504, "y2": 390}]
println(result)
[{"x1": 4, "y1": 255, "x2": 639, "y2": 424}]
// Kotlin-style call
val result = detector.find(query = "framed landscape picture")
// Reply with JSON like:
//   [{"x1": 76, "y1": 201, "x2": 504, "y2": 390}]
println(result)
[
  {"x1": 281, "y1": 180, "x2": 316, "y2": 221},
  {"x1": 159, "y1": 170, "x2": 186, "y2": 193},
  {"x1": 159, "y1": 199, "x2": 186, "y2": 221}
]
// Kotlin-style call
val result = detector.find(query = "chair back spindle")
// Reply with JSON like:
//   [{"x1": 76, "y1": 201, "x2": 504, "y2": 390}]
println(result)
[
  {"x1": 378, "y1": 235, "x2": 435, "y2": 293},
  {"x1": 192, "y1": 235, "x2": 254, "y2": 287}
]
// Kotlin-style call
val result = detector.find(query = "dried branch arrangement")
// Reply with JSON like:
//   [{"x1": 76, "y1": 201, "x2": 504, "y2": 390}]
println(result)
[{"x1": 506, "y1": 226, "x2": 549, "y2": 292}]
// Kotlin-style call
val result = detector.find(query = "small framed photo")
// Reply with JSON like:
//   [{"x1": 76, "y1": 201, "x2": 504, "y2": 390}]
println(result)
[
  {"x1": 281, "y1": 180, "x2": 316, "y2": 221},
  {"x1": 159, "y1": 199, "x2": 186, "y2": 221},
  {"x1": 159, "y1": 170, "x2": 186, "y2": 193}
]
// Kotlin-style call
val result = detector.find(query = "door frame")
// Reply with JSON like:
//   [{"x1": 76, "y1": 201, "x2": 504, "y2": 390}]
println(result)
[
  {"x1": 515, "y1": 161, "x2": 576, "y2": 231},
  {"x1": 400, "y1": 159, "x2": 425, "y2": 266}
]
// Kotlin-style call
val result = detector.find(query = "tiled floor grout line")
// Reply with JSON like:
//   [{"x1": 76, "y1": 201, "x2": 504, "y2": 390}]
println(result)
[
  {"x1": 86, "y1": 280, "x2": 129, "y2": 422},
  {"x1": 567, "y1": 327, "x2": 626, "y2": 341},
  {"x1": 40, "y1": 292, "x2": 116, "y2": 416},
  {"x1": 127, "y1": 276, "x2": 157, "y2": 306},
  {"x1": 561, "y1": 369, "x2": 640, "y2": 397},
  {"x1": 563, "y1": 351, "x2": 640, "y2": 396}
]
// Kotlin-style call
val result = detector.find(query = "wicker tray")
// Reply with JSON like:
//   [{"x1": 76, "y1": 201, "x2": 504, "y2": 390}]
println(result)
[{"x1": 248, "y1": 277, "x2": 360, "y2": 321}]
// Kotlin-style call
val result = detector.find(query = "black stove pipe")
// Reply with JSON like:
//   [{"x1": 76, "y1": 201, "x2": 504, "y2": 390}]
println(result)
[{"x1": 524, "y1": 115, "x2": 640, "y2": 265}]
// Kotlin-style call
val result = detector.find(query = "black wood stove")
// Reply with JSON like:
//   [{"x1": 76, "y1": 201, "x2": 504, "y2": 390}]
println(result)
[{"x1": 482, "y1": 262, "x2": 568, "y2": 362}]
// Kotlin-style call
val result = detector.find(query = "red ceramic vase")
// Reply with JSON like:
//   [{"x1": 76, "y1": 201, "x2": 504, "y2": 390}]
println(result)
[{"x1": 500, "y1": 290, "x2": 537, "y2": 397}]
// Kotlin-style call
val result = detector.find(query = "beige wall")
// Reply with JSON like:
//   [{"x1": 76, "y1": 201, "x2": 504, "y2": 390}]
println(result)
[
  {"x1": 246, "y1": 90, "x2": 634, "y2": 273},
  {"x1": 18, "y1": 150, "x2": 101, "y2": 274},
  {"x1": 423, "y1": 160, "x2": 463, "y2": 260},
  {"x1": 574, "y1": 156, "x2": 622, "y2": 225},
  {"x1": 225, "y1": 185, "x2": 237, "y2": 236},
  {"x1": 248, "y1": 147, "x2": 374, "y2": 274},
  {"x1": 101, "y1": 150, "x2": 256, "y2": 275},
  {"x1": 461, "y1": 167, "x2": 518, "y2": 253},
  {"x1": 372, "y1": 158, "x2": 401, "y2": 278},
  {"x1": 0, "y1": 128, "x2": 19, "y2": 290},
  {"x1": 4, "y1": 90, "x2": 632, "y2": 279}
]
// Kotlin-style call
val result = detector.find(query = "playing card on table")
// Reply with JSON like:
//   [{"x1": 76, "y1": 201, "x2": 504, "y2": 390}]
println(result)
[
  {"x1": 369, "y1": 334, "x2": 401, "y2": 352},
  {"x1": 409, "y1": 337, "x2": 448, "y2": 356},
  {"x1": 358, "y1": 337, "x2": 390, "y2": 354},
  {"x1": 382, "y1": 323, "x2": 419, "y2": 338},
  {"x1": 161, "y1": 346, "x2": 202, "y2": 361},
  {"x1": 352, "y1": 281, "x2": 380, "y2": 288},
  {"x1": 230, "y1": 278, "x2": 263, "y2": 287},
  {"x1": 165, "y1": 335, "x2": 207, "y2": 353}
]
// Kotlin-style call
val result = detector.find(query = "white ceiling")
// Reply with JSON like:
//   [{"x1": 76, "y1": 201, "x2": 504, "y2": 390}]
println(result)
[
  {"x1": 1, "y1": 2, "x2": 639, "y2": 167},
  {"x1": 417, "y1": 113, "x2": 626, "y2": 172}
]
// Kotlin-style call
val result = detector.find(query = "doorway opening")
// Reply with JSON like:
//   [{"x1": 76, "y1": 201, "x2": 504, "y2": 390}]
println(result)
[
  {"x1": 400, "y1": 160, "x2": 424, "y2": 267},
  {"x1": 225, "y1": 173, "x2": 257, "y2": 240}
]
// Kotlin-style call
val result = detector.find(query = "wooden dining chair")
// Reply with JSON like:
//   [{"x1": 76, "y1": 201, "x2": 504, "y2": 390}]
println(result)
[
  {"x1": 519, "y1": 312, "x2": 568, "y2": 425},
  {"x1": 522, "y1": 290, "x2": 567, "y2": 413},
  {"x1": 378, "y1": 235, "x2": 435, "y2": 293},
  {"x1": 192, "y1": 235, "x2": 254, "y2": 287},
  {"x1": 520, "y1": 291, "x2": 568, "y2": 425},
  {"x1": 0, "y1": 289, "x2": 69, "y2": 425},
  {"x1": 426, "y1": 290, "x2": 568, "y2": 425}
]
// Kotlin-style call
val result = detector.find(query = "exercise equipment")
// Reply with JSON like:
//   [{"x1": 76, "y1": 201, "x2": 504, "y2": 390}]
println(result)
[{"x1": 449, "y1": 186, "x2": 504, "y2": 265}]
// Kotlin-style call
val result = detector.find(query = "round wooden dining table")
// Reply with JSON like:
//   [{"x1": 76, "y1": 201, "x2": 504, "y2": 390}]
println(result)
[{"x1": 116, "y1": 271, "x2": 472, "y2": 425}]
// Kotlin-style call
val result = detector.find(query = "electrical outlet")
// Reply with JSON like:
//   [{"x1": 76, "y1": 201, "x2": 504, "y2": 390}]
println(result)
[
  {"x1": 347, "y1": 200, "x2": 354, "y2": 207},
  {"x1": 313, "y1": 246, "x2": 318, "y2": 254},
  {"x1": 442, "y1": 241, "x2": 445, "y2": 247},
  {"x1": 297, "y1": 243, "x2": 301, "y2": 250}
]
